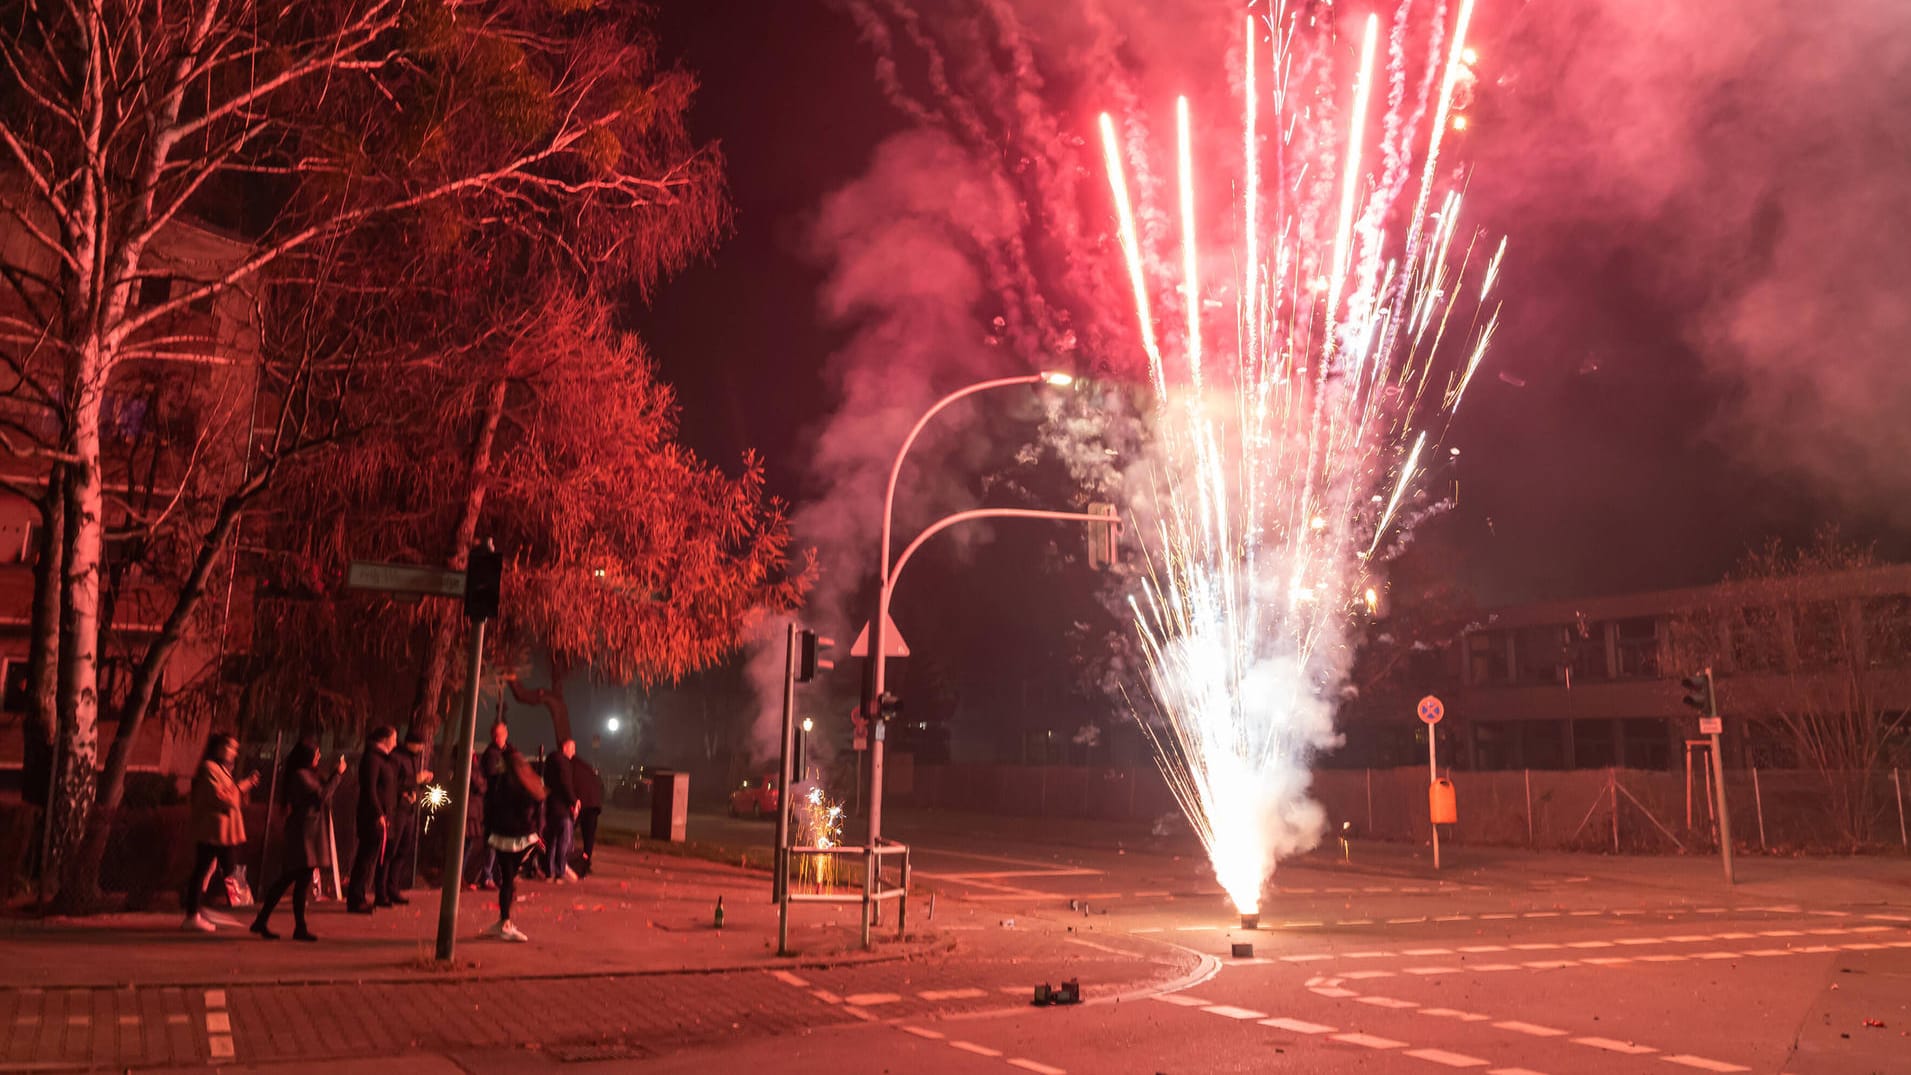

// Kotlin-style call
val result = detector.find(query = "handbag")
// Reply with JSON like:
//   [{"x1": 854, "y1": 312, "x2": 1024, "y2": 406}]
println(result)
[{"x1": 223, "y1": 864, "x2": 254, "y2": 908}]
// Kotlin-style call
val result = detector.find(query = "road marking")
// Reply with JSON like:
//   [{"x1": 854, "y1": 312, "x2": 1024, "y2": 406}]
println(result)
[
  {"x1": 1434, "y1": 915, "x2": 1471, "y2": 922},
  {"x1": 1579, "y1": 957, "x2": 1633, "y2": 965},
  {"x1": 1569, "y1": 910, "x2": 1602, "y2": 917},
  {"x1": 949, "y1": 1041, "x2": 1003, "y2": 1058},
  {"x1": 166, "y1": 1015, "x2": 190, "y2": 1026},
  {"x1": 1521, "y1": 911, "x2": 1560, "y2": 918},
  {"x1": 1174, "y1": 925, "x2": 1216, "y2": 932},
  {"x1": 1695, "y1": 951, "x2": 1739, "y2": 960},
  {"x1": 1419, "y1": 1008, "x2": 1492, "y2": 1021},
  {"x1": 1471, "y1": 963, "x2": 1522, "y2": 972},
  {"x1": 1616, "y1": 938, "x2": 1660, "y2": 946},
  {"x1": 1406, "y1": 1048, "x2": 1490, "y2": 1067},
  {"x1": 1842, "y1": 942, "x2": 1887, "y2": 951},
  {"x1": 1510, "y1": 943, "x2": 1562, "y2": 951},
  {"x1": 1637, "y1": 954, "x2": 1689, "y2": 963},
  {"x1": 1130, "y1": 927, "x2": 1164, "y2": 933},
  {"x1": 1808, "y1": 909, "x2": 1850, "y2": 917},
  {"x1": 1261, "y1": 1017, "x2": 1335, "y2": 1034},
  {"x1": 1479, "y1": 913, "x2": 1517, "y2": 920},
  {"x1": 206, "y1": 1011, "x2": 231, "y2": 1033},
  {"x1": 1521, "y1": 961, "x2": 1577, "y2": 970},
  {"x1": 900, "y1": 1026, "x2": 944, "y2": 1040},
  {"x1": 1154, "y1": 994, "x2": 1210, "y2": 1007},
  {"x1": 770, "y1": 971, "x2": 810, "y2": 988},
  {"x1": 1757, "y1": 930, "x2": 1803, "y2": 937},
  {"x1": 1132, "y1": 890, "x2": 1172, "y2": 898},
  {"x1": 1342, "y1": 970, "x2": 1396, "y2": 980},
  {"x1": 1663, "y1": 1056, "x2": 1750, "y2": 1072},
  {"x1": 1310, "y1": 987, "x2": 1358, "y2": 998},
  {"x1": 1666, "y1": 934, "x2": 1714, "y2": 942},
  {"x1": 204, "y1": 990, "x2": 226, "y2": 1009},
  {"x1": 919, "y1": 988, "x2": 989, "y2": 1001},
  {"x1": 1202, "y1": 1005, "x2": 1268, "y2": 1020},
  {"x1": 1008, "y1": 1060, "x2": 1067, "y2": 1075},
  {"x1": 117, "y1": 1015, "x2": 139, "y2": 1026},
  {"x1": 1332, "y1": 1032, "x2": 1406, "y2": 1049},
  {"x1": 1865, "y1": 912, "x2": 1910, "y2": 922},
  {"x1": 1345, "y1": 951, "x2": 1392, "y2": 959},
  {"x1": 1495, "y1": 1021, "x2": 1568, "y2": 1037},
  {"x1": 1389, "y1": 916, "x2": 1429, "y2": 924},
  {"x1": 1279, "y1": 954, "x2": 1333, "y2": 962},
  {"x1": 1403, "y1": 947, "x2": 1455, "y2": 956},
  {"x1": 1713, "y1": 932, "x2": 1756, "y2": 940},
  {"x1": 1280, "y1": 920, "x2": 1325, "y2": 928},
  {"x1": 1407, "y1": 966, "x2": 1463, "y2": 975},
  {"x1": 1848, "y1": 925, "x2": 1894, "y2": 933},
  {"x1": 1566, "y1": 940, "x2": 1614, "y2": 949},
  {"x1": 66, "y1": 1014, "x2": 90, "y2": 1025},
  {"x1": 209, "y1": 1036, "x2": 234, "y2": 1061},
  {"x1": 1357, "y1": 996, "x2": 1419, "y2": 1009},
  {"x1": 1745, "y1": 949, "x2": 1792, "y2": 957},
  {"x1": 844, "y1": 993, "x2": 900, "y2": 1006},
  {"x1": 842, "y1": 1007, "x2": 878, "y2": 1022},
  {"x1": 1573, "y1": 1037, "x2": 1657, "y2": 1055},
  {"x1": 1487, "y1": 1069, "x2": 1549, "y2": 1075},
  {"x1": 1458, "y1": 945, "x2": 1508, "y2": 953},
  {"x1": 812, "y1": 989, "x2": 843, "y2": 1004},
  {"x1": 1342, "y1": 919, "x2": 1375, "y2": 925}
]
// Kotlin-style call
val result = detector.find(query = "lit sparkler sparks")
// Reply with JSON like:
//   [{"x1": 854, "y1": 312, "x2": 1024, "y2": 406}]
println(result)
[
  {"x1": 1104, "y1": 3, "x2": 1504, "y2": 915},
  {"x1": 795, "y1": 785, "x2": 847, "y2": 891}
]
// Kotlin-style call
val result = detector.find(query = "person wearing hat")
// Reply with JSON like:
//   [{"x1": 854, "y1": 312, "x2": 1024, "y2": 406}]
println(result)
[{"x1": 377, "y1": 728, "x2": 434, "y2": 906}]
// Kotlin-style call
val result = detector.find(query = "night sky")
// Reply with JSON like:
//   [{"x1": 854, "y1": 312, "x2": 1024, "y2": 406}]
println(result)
[{"x1": 638, "y1": 0, "x2": 1910, "y2": 620}]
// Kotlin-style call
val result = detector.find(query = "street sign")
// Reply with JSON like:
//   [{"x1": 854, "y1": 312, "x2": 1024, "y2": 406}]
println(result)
[
  {"x1": 850, "y1": 708, "x2": 869, "y2": 751},
  {"x1": 1699, "y1": 716, "x2": 1722, "y2": 735},
  {"x1": 849, "y1": 613, "x2": 911, "y2": 658},
  {"x1": 1417, "y1": 695, "x2": 1445, "y2": 725},
  {"x1": 347, "y1": 561, "x2": 466, "y2": 598}
]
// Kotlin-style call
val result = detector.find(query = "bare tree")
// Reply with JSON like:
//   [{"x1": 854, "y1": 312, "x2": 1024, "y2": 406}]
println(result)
[
  {"x1": 0, "y1": 0, "x2": 723, "y2": 905},
  {"x1": 1668, "y1": 530, "x2": 1911, "y2": 844}
]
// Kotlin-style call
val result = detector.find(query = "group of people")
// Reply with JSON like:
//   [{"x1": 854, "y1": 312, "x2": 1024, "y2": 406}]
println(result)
[{"x1": 179, "y1": 720, "x2": 605, "y2": 944}]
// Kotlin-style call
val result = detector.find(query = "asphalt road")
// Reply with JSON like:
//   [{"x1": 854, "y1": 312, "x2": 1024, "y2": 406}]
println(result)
[{"x1": 631, "y1": 809, "x2": 1911, "y2": 1075}]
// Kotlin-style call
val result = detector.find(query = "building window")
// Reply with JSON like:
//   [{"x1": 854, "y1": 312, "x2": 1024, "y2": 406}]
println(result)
[
  {"x1": 1566, "y1": 619, "x2": 1609, "y2": 683},
  {"x1": 1514, "y1": 625, "x2": 1565, "y2": 685},
  {"x1": 1466, "y1": 631, "x2": 1508, "y2": 684},
  {"x1": 1614, "y1": 617, "x2": 1660, "y2": 678},
  {"x1": 2, "y1": 659, "x2": 29, "y2": 713}
]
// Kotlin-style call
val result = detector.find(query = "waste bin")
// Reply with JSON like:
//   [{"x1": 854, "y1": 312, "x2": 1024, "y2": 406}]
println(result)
[
  {"x1": 650, "y1": 770, "x2": 689, "y2": 842},
  {"x1": 1429, "y1": 778, "x2": 1458, "y2": 825}
]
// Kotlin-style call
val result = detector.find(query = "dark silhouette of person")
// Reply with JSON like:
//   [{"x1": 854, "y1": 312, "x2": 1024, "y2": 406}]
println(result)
[{"x1": 251, "y1": 742, "x2": 345, "y2": 941}]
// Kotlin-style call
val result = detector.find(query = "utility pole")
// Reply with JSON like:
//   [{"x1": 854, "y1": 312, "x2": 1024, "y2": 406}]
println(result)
[{"x1": 434, "y1": 541, "x2": 501, "y2": 961}]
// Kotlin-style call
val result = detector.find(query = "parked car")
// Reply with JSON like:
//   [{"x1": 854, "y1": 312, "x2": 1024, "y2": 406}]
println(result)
[
  {"x1": 611, "y1": 764, "x2": 656, "y2": 809},
  {"x1": 728, "y1": 774, "x2": 780, "y2": 818}
]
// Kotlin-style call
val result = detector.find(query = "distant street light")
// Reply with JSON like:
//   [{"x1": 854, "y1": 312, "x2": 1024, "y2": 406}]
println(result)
[{"x1": 605, "y1": 716, "x2": 621, "y2": 734}]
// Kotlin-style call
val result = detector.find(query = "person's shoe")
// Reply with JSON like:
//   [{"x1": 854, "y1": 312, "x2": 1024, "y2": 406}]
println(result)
[
  {"x1": 182, "y1": 913, "x2": 216, "y2": 933},
  {"x1": 374, "y1": 899, "x2": 394, "y2": 908},
  {"x1": 463, "y1": 883, "x2": 478, "y2": 892},
  {"x1": 292, "y1": 929, "x2": 319, "y2": 943},
  {"x1": 562, "y1": 866, "x2": 578, "y2": 882},
  {"x1": 500, "y1": 921, "x2": 528, "y2": 942},
  {"x1": 478, "y1": 880, "x2": 496, "y2": 891},
  {"x1": 346, "y1": 904, "x2": 375, "y2": 915},
  {"x1": 202, "y1": 909, "x2": 241, "y2": 928},
  {"x1": 388, "y1": 895, "x2": 410, "y2": 906},
  {"x1": 249, "y1": 920, "x2": 279, "y2": 940},
  {"x1": 479, "y1": 919, "x2": 506, "y2": 939}
]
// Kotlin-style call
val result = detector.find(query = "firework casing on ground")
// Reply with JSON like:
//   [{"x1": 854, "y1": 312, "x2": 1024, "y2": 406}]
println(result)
[{"x1": 1429, "y1": 778, "x2": 1458, "y2": 825}]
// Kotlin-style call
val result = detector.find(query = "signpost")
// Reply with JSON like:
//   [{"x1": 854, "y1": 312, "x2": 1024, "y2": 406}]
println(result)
[
  {"x1": 1418, "y1": 695, "x2": 1445, "y2": 870},
  {"x1": 347, "y1": 546, "x2": 500, "y2": 961}
]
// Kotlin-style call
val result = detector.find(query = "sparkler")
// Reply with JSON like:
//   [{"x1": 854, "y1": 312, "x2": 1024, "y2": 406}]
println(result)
[
  {"x1": 794, "y1": 785, "x2": 847, "y2": 891},
  {"x1": 1104, "y1": 3, "x2": 1504, "y2": 916}
]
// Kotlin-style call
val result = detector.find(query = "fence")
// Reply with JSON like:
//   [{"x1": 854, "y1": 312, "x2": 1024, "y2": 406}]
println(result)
[{"x1": 895, "y1": 762, "x2": 1911, "y2": 855}]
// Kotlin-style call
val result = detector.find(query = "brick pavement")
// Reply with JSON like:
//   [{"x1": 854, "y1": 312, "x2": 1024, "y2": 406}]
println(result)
[{"x1": 2, "y1": 983, "x2": 207, "y2": 1068}]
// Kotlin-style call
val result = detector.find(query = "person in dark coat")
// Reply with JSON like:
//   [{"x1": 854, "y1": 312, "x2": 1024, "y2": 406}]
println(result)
[
  {"x1": 347, "y1": 726, "x2": 398, "y2": 913},
  {"x1": 251, "y1": 742, "x2": 345, "y2": 941},
  {"x1": 480, "y1": 745, "x2": 545, "y2": 942},
  {"x1": 541, "y1": 739, "x2": 579, "y2": 882},
  {"x1": 573, "y1": 750, "x2": 603, "y2": 877},
  {"x1": 378, "y1": 729, "x2": 433, "y2": 905}
]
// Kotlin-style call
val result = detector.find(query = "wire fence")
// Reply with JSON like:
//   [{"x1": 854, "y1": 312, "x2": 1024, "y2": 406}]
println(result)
[{"x1": 897, "y1": 762, "x2": 1911, "y2": 855}]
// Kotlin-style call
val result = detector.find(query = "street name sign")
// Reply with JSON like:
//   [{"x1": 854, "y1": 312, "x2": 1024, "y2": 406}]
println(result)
[
  {"x1": 1417, "y1": 695, "x2": 1445, "y2": 725},
  {"x1": 347, "y1": 561, "x2": 466, "y2": 598},
  {"x1": 1699, "y1": 716, "x2": 1723, "y2": 735}
]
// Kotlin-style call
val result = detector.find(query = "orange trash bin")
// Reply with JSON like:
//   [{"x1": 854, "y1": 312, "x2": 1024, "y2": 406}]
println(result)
[{"x1": 1429, "y1": 778, "x2": 1458, "y2": 825}]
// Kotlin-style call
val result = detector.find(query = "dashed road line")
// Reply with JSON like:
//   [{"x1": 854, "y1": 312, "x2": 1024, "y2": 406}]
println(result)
[
  {"x1": 770, "y1": 971, "x2": 809, "y2": 988},
  {"x1": 1261, "y1": 1017, "x2": 1336, "y2": 1034},
  {"x1": 1494, "y1": 1021, "x2": 1567, "y2": 1037},
  {"x1": 1406, "y1": 1048, "x2": 1490, "y2": 1068},
  {"x1": 1357, "y1": 996, "x2": 1420, "y2": 1009},
  {"x1": 949, "y1": 1040, "x2": 1004, "y2": 1058},
  {"x1": 1332, "y1": 1032, "x2": 1407, "y2": 1049},
  {"x1": 1006, "y1": 1059, "x2": 1067, "y2": 1075},
  {"x1": 1202, "y1": 1005, "x2": 1268, "y2": 1020},
  {"x1": 1663, "y1": 1055, "x2": 1750, "y2": 1072},
  {"x1": 900, "y1": 1026, "x2": 944, "y2": 1040},
  {"x1": 844, "y1": 993, "x2": 900, "y2": 1006},
  {"x1": 919, "y1": 987, "x2": 990, "y2": 1001},
  {"x1": 1419, "y1": 1008, "x2": 1493, "y2": 1022},
  {"x1": 1572, "y1": 1036, "x2": 1656, "y2": 1055},
  {"x1": 1154, "y1": 994, "x2": 1211, "y2": 1007}
]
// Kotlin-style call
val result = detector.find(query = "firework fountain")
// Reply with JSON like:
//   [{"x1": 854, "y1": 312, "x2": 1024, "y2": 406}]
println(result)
[{"x1": 1101, "y1": 1, "x2": 1504, "y2": 920}]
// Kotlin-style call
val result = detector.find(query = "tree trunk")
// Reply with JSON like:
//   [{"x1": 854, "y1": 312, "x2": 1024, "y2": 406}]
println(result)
[
  {"x1": 507, "y1": 657, "x2": 573, "y2": 744},
  {"x1": 412, "y1": 377, "x2": 509, "y2": 741},
  {"x1": 21, "y1": 474, "x2": 65, "y2": 885},
  {"x1": 51, "y1": 339, "x2": 107, "y2": 907}
]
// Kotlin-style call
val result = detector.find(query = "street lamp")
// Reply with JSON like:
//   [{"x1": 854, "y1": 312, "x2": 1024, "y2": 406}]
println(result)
[
  {"x1": 867, "y1": 370, "x2": 1078, "y2": 848},
  {"x1": 605, "y1": 716, "x2": 621, "y2": 734}
]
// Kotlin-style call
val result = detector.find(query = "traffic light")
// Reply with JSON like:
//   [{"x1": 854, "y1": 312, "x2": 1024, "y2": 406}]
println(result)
[
  {"x1": 876, "y1": 691, "x2": 902, "y2": 722},
  {"x1": 1680, "y1": 668, "x2": 1716, "y2": 717},
  {"x1": 464, "y1": 541, "x2": 502, "y2": 622},
  {"x1": 796, "y1": 630, "x2": 834, "y2": 683}
]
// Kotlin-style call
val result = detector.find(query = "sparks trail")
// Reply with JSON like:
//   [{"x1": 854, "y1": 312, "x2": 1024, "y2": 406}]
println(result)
[{"x1": 1102, "y1": 2, "x2": 1504, "y2": 915}]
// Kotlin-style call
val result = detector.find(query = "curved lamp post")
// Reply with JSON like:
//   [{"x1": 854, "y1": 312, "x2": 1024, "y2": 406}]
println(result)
[{"x1": 864, "y1": 370, "x2": 1082, "y2": 849}]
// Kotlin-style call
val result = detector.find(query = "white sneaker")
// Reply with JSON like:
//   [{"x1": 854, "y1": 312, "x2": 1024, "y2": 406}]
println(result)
[
  {"x1": 182, "y1": 913, "x2": 216, "y2": 933},
  {"x1": 479, "y1": 919, "x2": 506, "y2": 938},
  {"x1": 562, "y1": 866, "x2": 578, "y2": 882},
  {"x1": 202, "y1": 910, "x2": 241, "y2": 929},
  {"x1": 500, "y1": 921, "x2": 528, "y2": 943}
]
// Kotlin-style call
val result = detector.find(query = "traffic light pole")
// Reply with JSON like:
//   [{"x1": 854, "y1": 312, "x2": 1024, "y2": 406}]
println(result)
[
  {"x1": 1709, "y1": 726, "x2": 1735, "y2": 884},
  {"x1": 775, "y1": 623, "x2": 797, "y2": 911},
  {"x1": 434, "y1": 617, "x2": 486, "y2": 961}
]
